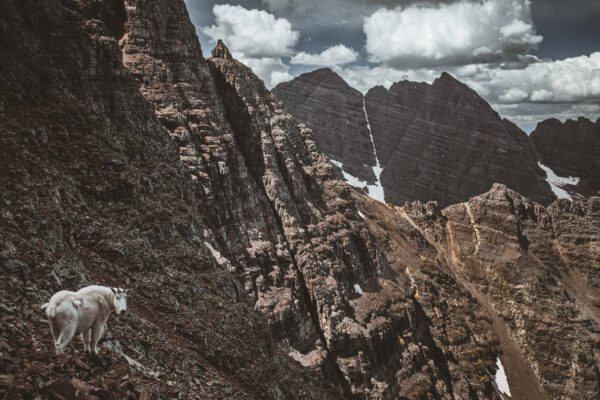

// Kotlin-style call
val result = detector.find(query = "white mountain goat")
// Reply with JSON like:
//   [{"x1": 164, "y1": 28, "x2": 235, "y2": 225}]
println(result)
[{"x1": 41, "y1": 286, "x2": 129, "y2": 355}]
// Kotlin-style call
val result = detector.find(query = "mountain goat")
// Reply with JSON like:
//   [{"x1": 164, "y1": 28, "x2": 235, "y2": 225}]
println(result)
[{"x1": 41, "y1": 285, "x2": 129, "y2": 355}]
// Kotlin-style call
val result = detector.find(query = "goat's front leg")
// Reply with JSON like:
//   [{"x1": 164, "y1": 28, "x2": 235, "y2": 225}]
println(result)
[
  {"x1": 81, "y1": 329, "x2": 92, "y2": 353},
  {"x1": 90, "y1": 322, "x2": 105, "y2": 355}
]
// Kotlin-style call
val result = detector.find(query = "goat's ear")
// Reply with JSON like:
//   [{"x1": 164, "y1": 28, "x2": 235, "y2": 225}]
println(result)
[
  {"x1": 111, "y1": 287, "x2": 118, "y2": 294},
  {"x1": 125, "y1": 289, "x2": 132, "y2": 293}
]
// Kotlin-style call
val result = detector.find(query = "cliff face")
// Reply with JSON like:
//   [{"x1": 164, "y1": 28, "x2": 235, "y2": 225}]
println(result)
[
  {"x1": 0, "y1": 0, "x2": 336, "y2": 398},
  {"x1": 1, "y1": 1, "x2": 599, "y2": 400},
  {"x1": 531, "y1": 117, "x2": 600, "y2": 197},
  {"x1": 274, "y1": 70, "x2": 556, "y2": 207}
]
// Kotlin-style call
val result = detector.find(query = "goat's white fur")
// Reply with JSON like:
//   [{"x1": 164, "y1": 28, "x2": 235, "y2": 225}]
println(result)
[{"x1": 42, "y1": 285, "x2": 129, "y2": 355}]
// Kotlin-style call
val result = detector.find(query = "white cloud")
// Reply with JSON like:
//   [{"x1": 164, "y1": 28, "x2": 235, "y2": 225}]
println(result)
[
  {"x1": 202, "y1": 4, "x2": 299, "y2": 88},
  {"x1": 499, "y1": 88, "x2": 529, "y2": 102},
  {"x1": 336, "y1": 65, "x2": 439, "y2": 94},
  {"x1": 363, "y1": 0, "x2": 542, "y2": 68},
  {"x1": 290, "y1": 44, "x2": 359, "y2": 66},
  {"x1": 481, "y1": 52, "x2": 600, "y2": 104},
  {"x1": 236, "y1": 55, "x2": 294, "y2": 87},
  {"x1": 339, "y1": 52, "x2": 600, "y2": 105},
  {"x1": 336, "y1": 52, "x2": 600, "y2": 132},
  {"x1": 202, "y1": 4, "x2": 299, "y2": 58}
]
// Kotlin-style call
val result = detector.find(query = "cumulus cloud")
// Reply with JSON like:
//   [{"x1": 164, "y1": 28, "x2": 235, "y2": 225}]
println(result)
[
  {"x1": 364, "y1": 0, "x2": 542, "y2": 68},
  {"x1": 337, "y1": 52, "x2": 600, "y2": 132},
  {"x1": 290, "y1": 45, "x2": 359, "y2": 66},
  {"x1": 202, "y1": 4, "x2": 299, "y2": 87},
  {"x1": 480, "y1": 52, "x2": 600, "y2": 104},
  {"x1": 202, "y1": 4, "x2": 299, "y2": 58},
  {"x1": 236, "y1": 55, "x2": 294, "y2": 87}
]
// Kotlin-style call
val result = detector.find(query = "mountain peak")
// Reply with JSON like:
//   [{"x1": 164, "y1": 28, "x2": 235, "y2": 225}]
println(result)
[
  {"x1": 294, "y1": 67, "x2": 351, "y2": 87},
  {"x1": 211, "y1": 39, "x2": 232, "y2": 59},
  {"x1": 434, "y1": 71, "x2": 465, "y2": 87}
]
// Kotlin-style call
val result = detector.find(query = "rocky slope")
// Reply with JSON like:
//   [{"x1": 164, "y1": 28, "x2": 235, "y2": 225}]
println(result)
[
  {"x1": 1, "y1": 0, "x2": 598, "y2": 399},
  {"x1": 274, "y1": 70, "x2": 556, "y2": 207},
  {"x1": 531, "y1": 117, "x2": 600, "y2": 197},
  {"x1": 355, "y1": 184, "x2": 600, "y2": 399}
]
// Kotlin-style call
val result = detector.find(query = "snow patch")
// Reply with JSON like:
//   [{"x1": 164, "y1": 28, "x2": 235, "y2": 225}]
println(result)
[
  {"x1": 330, "y1": 159, "x2": 386, "y2": 203},
  {"x1": 494, "y1": 357, "x2": 511, "y2": 398},
  {"x1": 537, "y1": 162, "x2": 580, "y2": 200},
  {"x1": 353, "y1": 284, "x2": 363, "y2": 294},
  {"x1": 358, "y1": 210, "x2": 366, "y2": 219}
]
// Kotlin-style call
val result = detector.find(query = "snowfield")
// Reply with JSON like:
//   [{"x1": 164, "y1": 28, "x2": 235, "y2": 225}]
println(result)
[{"x1": 537, "y1": 162, "x2": 580, "y2": 200}]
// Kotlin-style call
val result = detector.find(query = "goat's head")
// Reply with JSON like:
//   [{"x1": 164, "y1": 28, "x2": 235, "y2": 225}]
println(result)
[{"x1": 111, "y1": 287, "x2": 130, "y2": 316}]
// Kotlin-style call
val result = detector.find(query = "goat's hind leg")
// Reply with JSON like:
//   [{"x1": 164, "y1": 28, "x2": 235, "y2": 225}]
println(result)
[
  {"x1": 55, "y1": 324, "x2": 76, "y2": 355},
  {"x1": 81, "y1": 329, "x2": 92, "y2": 353},
  {"x1": 90, "y1": 322, "x2": 105, "y2": 355},
  {"x1": 48, "y1": 318, "x2": 59, "y2": 345}
]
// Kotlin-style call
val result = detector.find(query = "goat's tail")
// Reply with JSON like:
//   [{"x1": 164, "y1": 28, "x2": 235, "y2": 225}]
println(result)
[{"x1": 42, "y1": 302, "x2": 56, "y2": 318}]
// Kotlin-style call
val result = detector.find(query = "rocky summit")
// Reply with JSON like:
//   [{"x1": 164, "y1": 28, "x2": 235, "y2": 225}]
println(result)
[
  {"x1": 274, "y1": 69, "x2": 557, "y2": 207},
  {"x1": 0, "y1": 1, "x2": 598, "y2": 399}
]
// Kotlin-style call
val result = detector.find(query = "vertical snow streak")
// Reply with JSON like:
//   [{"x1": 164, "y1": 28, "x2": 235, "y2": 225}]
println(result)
[
  {"x1": 363, "y1": 97, "x2": 386, "y2": 203},
  {"x1": 495, "y1": 357, "x2": 512, "y2": 397}
]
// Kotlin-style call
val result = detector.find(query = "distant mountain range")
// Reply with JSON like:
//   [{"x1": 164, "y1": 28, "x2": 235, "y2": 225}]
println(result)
[{"x1": 273, "y1": 68, "x2": 599, "y2": 206}]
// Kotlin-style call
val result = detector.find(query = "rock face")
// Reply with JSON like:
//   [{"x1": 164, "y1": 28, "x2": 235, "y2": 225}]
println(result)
[
  {"x1": 531, "y1": 117, "x2": 600, "y2": 197},
  {"x1": 406, "y1": 185, "x2": 600, "y2": 400},
  {"x1": 354, "y1": 184, "x2": 600, "y2": 400},
  {"x1": 1, "y1": 1, "x2": 599, "y2": 399},
  {"x1": 0, "y1": 0, "x2": 336, "y2": 398},
  {"x1": 273, "y1": 68, "x2": 377, "y2": 184},
  {"x1": 275, "y1": 70, "x2": 556, "y2": 207}
]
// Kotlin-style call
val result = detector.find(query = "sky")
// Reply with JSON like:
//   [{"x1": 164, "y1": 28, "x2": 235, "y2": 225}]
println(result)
[{"x1": 184, "y1": 0, "x2": 600, "y2": 132}]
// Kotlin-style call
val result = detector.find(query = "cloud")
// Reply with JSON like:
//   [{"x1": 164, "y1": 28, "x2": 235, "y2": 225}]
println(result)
[
  {"x1": 235, "y1": 55, "x2": 294, "y2": 87},
  {"x1": 339, "y1": 52, "x2": 600, "y2": 104},
  {"x1": 337, "y1": 52, "x2": 600, "y2": 131},
  {"x1": 481, "y1": 52, "x2": 600, "y2": 104},
  {"x1": 202, "y1": 4, "x2": 299, "y2": 88},
  {"x1": 336, "y1": 65, "x2": 438, "y2": 94},
  {"x1": 202, "y1": 4, "x2": 299, "y2": 58},
  {"x1": 290, "y1": 44, "x2": 359, "y2": 66},
  {"x1": 363, "y1": 0, "x2": 542, "y2": 68}
]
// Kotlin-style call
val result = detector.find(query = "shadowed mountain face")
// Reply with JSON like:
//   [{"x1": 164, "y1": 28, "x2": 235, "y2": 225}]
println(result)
[
  {"x1": 531, "y1": 117, "x2": 600, "y2": 197},
  {"x1": 273, "y1": 68, "x2": 378, "y2": 184},
  {"x1": 0, "y1": 1, "x2": 598, "y2": 399},
  {"x1": 274, "y1": 69, "x2": 556, "y2": 207}
]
